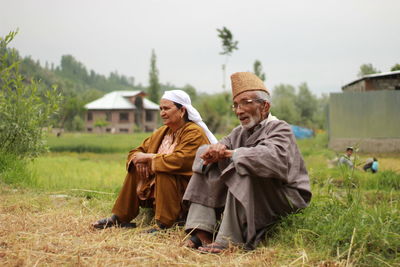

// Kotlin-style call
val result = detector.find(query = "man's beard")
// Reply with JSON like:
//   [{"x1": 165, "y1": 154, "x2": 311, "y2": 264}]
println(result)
[{"x1": 241, "y1": 113, "x2": 262, "y2": 130}]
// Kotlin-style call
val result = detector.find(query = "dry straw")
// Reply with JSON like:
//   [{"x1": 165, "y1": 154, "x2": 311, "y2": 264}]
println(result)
[{"x1": 0, "y1": 186, "x2": 345, "y2": 266}]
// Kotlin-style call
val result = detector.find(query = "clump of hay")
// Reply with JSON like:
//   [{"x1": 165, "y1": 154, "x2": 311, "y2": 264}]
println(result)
[{"x1": 0, "y1": 188, "x2": 281, "y2": 266}]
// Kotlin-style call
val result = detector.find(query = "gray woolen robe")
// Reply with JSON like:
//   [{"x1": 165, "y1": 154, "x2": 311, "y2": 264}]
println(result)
[{"x1": 183, "y1": 115, "x2": 312, "y2": 249}]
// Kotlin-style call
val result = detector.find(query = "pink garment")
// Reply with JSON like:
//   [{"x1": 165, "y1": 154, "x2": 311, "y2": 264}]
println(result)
[{"x1": 157, "y1": 133, "x2": 177, "y2": 154}]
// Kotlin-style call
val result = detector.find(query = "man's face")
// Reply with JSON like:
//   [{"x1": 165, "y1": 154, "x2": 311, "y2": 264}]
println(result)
[
  {"x1": 232, "y1": 91, "x2": 269, "y2": 130},
  {"x1": 346, "y1": 149, "x2": 353, "y2": 157}
]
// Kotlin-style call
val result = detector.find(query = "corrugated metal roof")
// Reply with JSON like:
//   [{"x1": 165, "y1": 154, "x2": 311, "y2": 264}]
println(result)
[
  {"x1": 342, "y1": 70, "x2": 400, "y2": 89},
  {"x1": 85, "y1": 91, "x2": 159, "y2": 110},
  {"x1": 143, "y1": 98, "x2": 160, "y2": 110}
]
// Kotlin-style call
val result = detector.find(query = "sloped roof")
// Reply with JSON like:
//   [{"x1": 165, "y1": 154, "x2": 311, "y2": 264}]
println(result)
[
  {"x1": 143, "y1": 98, "x2": 160, "y2": 110},
  {"x1": 342, "y1": 70, "x2": 400, "y2": 90},
  {"x1": 85, "y1": 91, "x2": 159, "y2": 110}
]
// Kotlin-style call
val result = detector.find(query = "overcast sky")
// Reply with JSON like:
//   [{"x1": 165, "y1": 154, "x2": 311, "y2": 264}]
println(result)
[{"x1": 1, "y1": 0, "x2": 399, "y2": 96}]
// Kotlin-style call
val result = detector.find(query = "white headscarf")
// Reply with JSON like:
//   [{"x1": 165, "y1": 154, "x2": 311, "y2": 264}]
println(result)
[{"x1": 161, "y1": 90, "x2": 218, "y2": 144}]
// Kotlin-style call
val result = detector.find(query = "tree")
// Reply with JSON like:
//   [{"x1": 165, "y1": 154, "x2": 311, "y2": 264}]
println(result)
[
  {"x1": 59, "y1": 93, "x2": 85, "y2": 131},
  {"x1": 295, "y1": 83, "x2": 318, "y2": 127},
  {"x1": 182, "y1": 84, "x2": 197, "y2": 102},
  {"x1": 195, "y1": 92, "x2": 236, "y2": 133},
  {"x1": 272, "y1": 97, "x2": 300, "y2": 124},
  {"x1": 59, "y1": 55, "x2": 89, "y2": 82},
  {"x1": 271, "y1": 84, "x2": 299, "y2": 124},
  {"x1": 71, "y1": 115, "x2": 85, "y2": 131},
  {"x1": 271, "y1": 83, "x2": 324, "y2": 128},
  {"x1": 272, "y1": 84, "x2": 297, "y2": 102},
  {"x1": 148, "y1": 49, "x2": 161, "y2": 103},
  {"x1": 313, "y1": 93, "x2": 329, "y2": 130},
  {"x1": 0, "y1": 30, "x2": 61, "y2": 158},
  {"x1": 391, "y1": 63, "x2": 400, "y2": 71},
  {"x1": 358, "y1": 63, "x2": 380, "y2": 77},
  {"x1": 94, "y1": 119, "x2": 108, "y2": 133},
  {"x1": 217, "y1": 27, "x2": 239, "y2": 91},
  {"x1": 134, "y1": 96, "x2": 144, "y2": 131},
  {"x1": 253, "y1": 60, "x2": 266, "y2": 81}
]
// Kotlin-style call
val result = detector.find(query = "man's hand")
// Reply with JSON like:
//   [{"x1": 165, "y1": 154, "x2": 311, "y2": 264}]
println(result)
[{"x1": 200, "y1": 144, "x2": 233, "y2": 165}]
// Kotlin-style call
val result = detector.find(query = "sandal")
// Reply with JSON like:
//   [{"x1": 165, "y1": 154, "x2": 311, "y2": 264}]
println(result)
[
  {"x1": 146, "y1": 227, "x2": 163, "y2": 233},
  {"x1": 92, "y1": 215, "x2": 136, "y2": 229},
  {"x1": 186, "y1": 235, "x2": 202, "y2": 249},
  {"x1": 145, "y1": 221, "x2": 168, "y2": 234},
  {"x1": 118, "y1": 222, "x2": 137, "y2": 229}
]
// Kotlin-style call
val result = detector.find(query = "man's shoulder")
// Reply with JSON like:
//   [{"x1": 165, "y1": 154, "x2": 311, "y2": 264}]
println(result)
[
  {"x1": 230, "y1": 124, "x2": 243, "y2": 134},
  {"x1": 265, "y1": 118, "x2": 289, "y2": 127},
  {"x1": 261, "y1": 118, "x2": 291, "y2": 132},
  {"x1": 228, "y1": 119, "x2": 291, "y2": 136}
]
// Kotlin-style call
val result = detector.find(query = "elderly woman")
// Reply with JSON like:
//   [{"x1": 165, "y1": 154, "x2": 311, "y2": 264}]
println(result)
[{"x1": 93, "y1": 90, "x2": 217, "y2": 230}]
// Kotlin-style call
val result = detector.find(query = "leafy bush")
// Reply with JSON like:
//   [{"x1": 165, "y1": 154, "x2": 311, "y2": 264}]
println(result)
[{"x1": 0, "y1": 30, "x2": 61, "y2": 158}]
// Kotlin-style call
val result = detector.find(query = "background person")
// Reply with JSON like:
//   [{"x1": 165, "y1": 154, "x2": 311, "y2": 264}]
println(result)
[
  {"x1": 182, "y1": 72, "x2": 311, "y2": 253},
  {"x1": 363, "y1": 157, "x2": 378, "y2": 173},
  {"x1": 92, "y1": 90, "x2": 217, "y2": 230},
  {"x1": 338, "y1": 147, "x2": 354, "y2": 168}
]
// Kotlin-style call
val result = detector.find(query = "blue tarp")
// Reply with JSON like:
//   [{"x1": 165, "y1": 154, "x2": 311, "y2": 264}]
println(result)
[{"x1": 290, "y1": 125, "x2": 314, "y2": 139}]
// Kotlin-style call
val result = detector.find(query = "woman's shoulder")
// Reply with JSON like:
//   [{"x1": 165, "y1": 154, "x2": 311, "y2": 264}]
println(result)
[
  {"x1": 153, "y1": 122, "x2": 203, "y2": 136},
  {"x1": 184, "y1": 121, "x2": 199, "y2": 129},
  {"x1": 181, "y1": 122, "x2": 202, "y2": 133},
  {"x1": 181, "y1": 122, "x2": 208, "y2": 137},
  {"x1": 181, "y1": 122, "x2": 210, "y2": 145},
  {"x1": 151, "y1": 125, "x2": 169, "y2": 137}
]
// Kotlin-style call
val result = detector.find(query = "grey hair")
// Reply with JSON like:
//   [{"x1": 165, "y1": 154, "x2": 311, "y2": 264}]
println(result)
[{"x1": 254, "y1": 90, "x2": 271, "y2": 104}]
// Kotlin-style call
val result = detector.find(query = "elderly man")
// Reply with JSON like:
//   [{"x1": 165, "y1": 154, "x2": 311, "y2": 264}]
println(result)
[{"x1": 183, "y1": 72, "x2": 312, "y2": 253}]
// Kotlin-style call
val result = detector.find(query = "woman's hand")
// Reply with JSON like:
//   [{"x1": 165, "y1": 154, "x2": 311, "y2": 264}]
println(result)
[
  {"x1": 131, "y1": 152, "x2": 155, "y2": 179},
  {"x1": 132, "y1": 152, "x2": 155, "y2": 164},
  {"x1": 135, "y1": 162, "x2": 150, "y2": 180}
]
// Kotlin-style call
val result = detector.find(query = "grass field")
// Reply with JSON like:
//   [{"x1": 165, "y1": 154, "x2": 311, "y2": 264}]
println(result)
[
  {"x1": 1, "y1": 133, "x2": 399, "y2": 266},
  {"x1": 46, "y1": 132, "x2": 153, "y2": 153}
]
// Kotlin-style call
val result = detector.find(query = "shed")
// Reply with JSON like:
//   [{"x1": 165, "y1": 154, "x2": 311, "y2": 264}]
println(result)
[{"x1": 328, "y1": 71, "x2": 400, "y2": 153}]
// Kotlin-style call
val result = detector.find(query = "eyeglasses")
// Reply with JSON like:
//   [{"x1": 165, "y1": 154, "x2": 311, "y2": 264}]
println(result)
[{"x1": 231, "y1": 98, "x2": 265, "y2": 111}]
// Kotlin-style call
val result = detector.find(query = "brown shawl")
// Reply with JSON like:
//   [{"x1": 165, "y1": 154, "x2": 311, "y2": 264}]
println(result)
[{"x1": 127, "y1": 122, "x2": 210, "y2": 201}]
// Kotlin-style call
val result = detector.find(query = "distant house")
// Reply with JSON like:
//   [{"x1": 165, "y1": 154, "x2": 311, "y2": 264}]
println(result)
[
  {"x1": 328, "y1": 71, "x2": 400, "y2": 153},
  {"x1": 84, "y1": 91, "x2": 159, "y2": 133},
  {"x1": 342, "y1": 70, "x2": 400, "y2": 92}
]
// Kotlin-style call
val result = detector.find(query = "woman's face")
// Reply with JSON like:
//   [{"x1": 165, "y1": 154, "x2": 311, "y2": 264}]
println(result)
[{"x1": 159, "y1": 99, "x2": 185, "y2": 128}]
